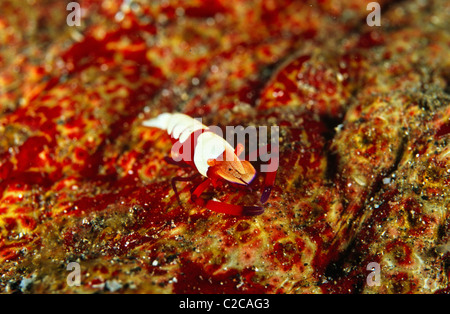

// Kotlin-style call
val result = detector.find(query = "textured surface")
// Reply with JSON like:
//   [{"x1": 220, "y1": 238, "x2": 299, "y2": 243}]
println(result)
[{"x1": 0, "y1": 0, "x2": 449, "y2": 293}]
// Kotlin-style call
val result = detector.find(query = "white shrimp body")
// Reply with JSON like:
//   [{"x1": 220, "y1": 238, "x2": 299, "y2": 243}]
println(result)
[{"x1": 143, "y1": 113, "x2": 236, "y2": 177}]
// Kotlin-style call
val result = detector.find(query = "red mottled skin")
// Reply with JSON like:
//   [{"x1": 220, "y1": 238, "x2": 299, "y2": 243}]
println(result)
[{"x1": 0, "y1": 0, "x2": 449, "y2": 293}]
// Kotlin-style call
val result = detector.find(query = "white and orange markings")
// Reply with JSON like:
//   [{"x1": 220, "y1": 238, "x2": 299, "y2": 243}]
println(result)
[{"x1": 142, "y1": 113, "x2": 279, "y2": 216}]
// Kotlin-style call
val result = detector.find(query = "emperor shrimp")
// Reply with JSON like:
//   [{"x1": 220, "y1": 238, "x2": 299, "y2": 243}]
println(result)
[{"x1": 143, "y1": 113, "x2": 278, "y2": 216}]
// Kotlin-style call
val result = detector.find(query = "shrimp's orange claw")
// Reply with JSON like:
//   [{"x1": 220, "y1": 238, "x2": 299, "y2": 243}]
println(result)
[{"x1": 187, "y1": 176, "x2": 266, "y2": 216}]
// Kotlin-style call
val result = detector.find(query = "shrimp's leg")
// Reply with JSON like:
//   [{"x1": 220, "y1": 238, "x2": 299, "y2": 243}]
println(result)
[
  {"x1": 164, "y1": 156, "x2": 191, "y2": 168},
  {"x1": 171, "y1": 173, "x2": 200, "y2": 208}
]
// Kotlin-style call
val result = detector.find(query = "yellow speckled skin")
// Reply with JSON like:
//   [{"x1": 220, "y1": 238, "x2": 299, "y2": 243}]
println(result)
[{"x1": 0, "y1": 0, "x2": 449, "y2": 293}]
